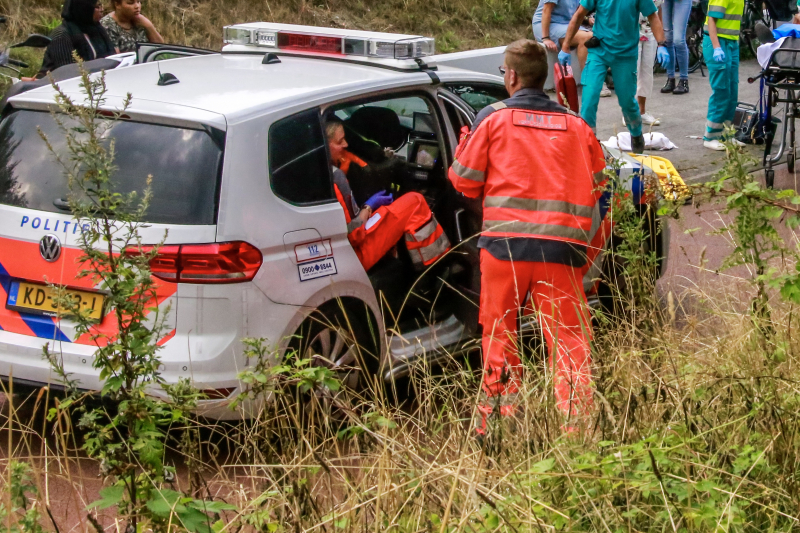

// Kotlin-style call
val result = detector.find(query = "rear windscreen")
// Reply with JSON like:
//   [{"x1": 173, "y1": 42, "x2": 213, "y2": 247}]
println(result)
[{"x1": 0, "y1": 110, "x2": 223, "y2": 225}]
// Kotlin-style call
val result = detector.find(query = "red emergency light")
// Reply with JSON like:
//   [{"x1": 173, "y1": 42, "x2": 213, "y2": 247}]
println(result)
[
  {"x1": 223, "y1": 23, "x2": 436, "y2": 60},
  {"x1": 277, "y1": 32, "x2": 343, "y2": 54}
]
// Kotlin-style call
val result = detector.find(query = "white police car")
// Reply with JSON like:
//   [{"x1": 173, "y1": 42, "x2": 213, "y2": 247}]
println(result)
[{"x1": 0, "y1": 23, "x2": 665, "y2": 417}]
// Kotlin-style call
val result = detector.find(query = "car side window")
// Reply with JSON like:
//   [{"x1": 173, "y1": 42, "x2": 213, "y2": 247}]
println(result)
[
  {"x1": 445, "y1": 83, "x2": 509, "y2": 113},
  {"x1": 325, "y1": 93, "x2": 446, "y2": 206},
  {"x1": 440, "y1": 95, "x2": 472, "y2": 132},
  {"x1": 268, "y1": 109, "x2": 334, "y2": 205}
]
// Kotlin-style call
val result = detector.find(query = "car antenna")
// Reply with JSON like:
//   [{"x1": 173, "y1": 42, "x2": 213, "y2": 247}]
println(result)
[
  {"x1": 262, "y1": 52, "x2": 281, "y2": 65},
  {"x1": 156, "y1": 61, "x2": 179, "y2": 86}
]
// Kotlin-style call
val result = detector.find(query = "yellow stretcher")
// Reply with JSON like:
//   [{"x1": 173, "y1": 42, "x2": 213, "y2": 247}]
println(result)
[{"x1": 630, "y1": 154, "x2": 692, "y2": 203}]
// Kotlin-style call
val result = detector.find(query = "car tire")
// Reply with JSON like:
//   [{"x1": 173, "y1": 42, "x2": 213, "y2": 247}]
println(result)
[
  {"x1": 287, "y1": 299, "x2": 381, "y2": 411},
  {"x1": 597, "y1": 205, "x2": 664, "y2": 317}
]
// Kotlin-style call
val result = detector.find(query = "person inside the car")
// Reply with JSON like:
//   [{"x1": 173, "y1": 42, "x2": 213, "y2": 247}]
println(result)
[
  {"x1": 37, "y1": 0, "x2": 116, "y2": 78},
  {"x1": 327, "y1": 119, "x2": 451, "y2": 272},
  {"x1": 101, "y1": 0, "x2": 164, "y2": 53}
]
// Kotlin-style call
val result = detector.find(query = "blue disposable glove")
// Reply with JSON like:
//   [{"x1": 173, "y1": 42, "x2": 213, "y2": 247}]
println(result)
[
  {"x1": 713, "y1": 46, "x2": 725, "y2": 62},
  {"x1": 365, "y1": 190, "x2": 393, "y2": 211},
  {"x1": 558, "y1": 50, "x2": 571, "y2": 66},
  {"x1": 656, "y1": 46, "x2": 670, "y2": 68}
]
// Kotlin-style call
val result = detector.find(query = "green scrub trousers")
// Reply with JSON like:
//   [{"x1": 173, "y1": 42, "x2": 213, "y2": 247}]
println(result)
[
  {"x1": 703, "y1": 35, "x2": 739, "y2": 140},
  {"x1": 580, "y1": 48, "x2": 642, "y2": 137}
]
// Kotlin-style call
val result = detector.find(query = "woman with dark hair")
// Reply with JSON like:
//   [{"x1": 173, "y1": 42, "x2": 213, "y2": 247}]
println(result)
[
  {"x1": 101, "y1": 0, "x2": 164, "y2": 53},
  {"x1": 37, "y1": 0, "x2": 116, "y2": 78}
]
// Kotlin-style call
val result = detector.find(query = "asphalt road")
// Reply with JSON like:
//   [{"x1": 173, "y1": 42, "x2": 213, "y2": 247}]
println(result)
[{"x1": 595, "y1": 58, "x2": 768, "y2": 181}]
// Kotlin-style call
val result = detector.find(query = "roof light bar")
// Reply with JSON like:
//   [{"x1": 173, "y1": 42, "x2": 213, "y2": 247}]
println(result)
[{"x1": 223, "y1": 23, "x2": 435, "y2": 60}]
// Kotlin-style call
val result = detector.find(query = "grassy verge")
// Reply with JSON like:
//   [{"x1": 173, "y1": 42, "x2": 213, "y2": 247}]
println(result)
[
  {"x1": 0, "y1": 0, "x2": 536, "y2": 53},
  {"x1": 1, "y1": 286, "x2": 799, "y2": 531}
]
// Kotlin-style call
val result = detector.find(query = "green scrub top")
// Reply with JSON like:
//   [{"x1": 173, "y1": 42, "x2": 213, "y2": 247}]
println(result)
[{"x1": 580, "y1": 0, "x2": 658, "y2": 58}]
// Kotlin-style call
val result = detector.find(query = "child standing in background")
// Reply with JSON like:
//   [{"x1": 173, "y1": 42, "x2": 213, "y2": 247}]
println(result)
[{"x1": 634, "y1": 0, "x2": 666, "y2": 126}]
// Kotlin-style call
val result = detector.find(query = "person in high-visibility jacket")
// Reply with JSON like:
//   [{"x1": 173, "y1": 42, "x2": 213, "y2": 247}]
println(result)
[
  {"x1": 328, "y1": 120, "x2": 450, "y2": 272},
  {"x1": 702, "y1": 0, "x2": 744, "y2": 151},
  {"x1": 448, "y1": 40, "x2": 607, "y2": 433}
]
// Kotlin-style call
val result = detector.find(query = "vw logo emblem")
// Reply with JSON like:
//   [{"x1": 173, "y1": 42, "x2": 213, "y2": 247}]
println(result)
[{"x1": 39, "y1": 234, "x2": 62, "y2": 263}]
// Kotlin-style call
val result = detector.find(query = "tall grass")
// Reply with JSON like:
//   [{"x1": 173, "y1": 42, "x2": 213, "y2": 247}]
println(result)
[
  {"x1": 2, "y1": 279, "x2": 799, "y2": 531},
  {"x1": 0, "y1": 0, "x2": 536, "y2": 52}
]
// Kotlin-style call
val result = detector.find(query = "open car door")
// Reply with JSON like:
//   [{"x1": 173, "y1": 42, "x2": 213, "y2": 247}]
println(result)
[{"x1": 135, "y1": 43, "x2": 217, "y2": 64}]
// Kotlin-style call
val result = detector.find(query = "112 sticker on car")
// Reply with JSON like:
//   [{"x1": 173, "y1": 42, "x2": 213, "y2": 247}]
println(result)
[{"x1": 298, "y1": 257, "x2": 337, "y2": 281}]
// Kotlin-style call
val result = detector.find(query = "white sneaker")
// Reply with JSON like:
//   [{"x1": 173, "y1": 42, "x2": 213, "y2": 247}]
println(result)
[
  {"x1": 704, "y1": 139, "x2": 726, "y2": 151},
  {"x1": 600, "y1": 84, "x2": 612, "y2": 97},
  {"x1": 730, "y1": 138, "x2": 746, "y2": 147},
  {"x1": 622, "y1": 113, "x2": 661, "y2": 127},
  {"x1": 641, "y1": 113, "x2": 661, "y2": 126}
]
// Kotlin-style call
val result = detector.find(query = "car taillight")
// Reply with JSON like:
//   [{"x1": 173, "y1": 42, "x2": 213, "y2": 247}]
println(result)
[{"x1": 129, "y1": 242, "x2": 262, "y2": 284}]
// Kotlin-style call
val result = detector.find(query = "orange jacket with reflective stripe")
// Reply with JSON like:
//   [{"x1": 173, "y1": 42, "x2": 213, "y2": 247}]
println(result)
[
  {"x1": 337, "y1": 150, "x2": 368, "y2": 175},
  {"x1": 448, "y1": 89, "x2": 607, "y2": 246}
]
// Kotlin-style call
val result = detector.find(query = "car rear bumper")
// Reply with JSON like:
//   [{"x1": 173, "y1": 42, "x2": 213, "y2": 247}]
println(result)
[{"x1": 0, "y1": 284, "x2": 302, "y2": 420}]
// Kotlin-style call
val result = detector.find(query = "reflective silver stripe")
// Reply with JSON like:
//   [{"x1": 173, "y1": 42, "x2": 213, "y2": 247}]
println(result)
[
  {"x1": 406, "y1": 218, "x2": 438, "y2": 242},
  {"x1": 419, "y1": 231, "x2": 450, "y2": 263},
  {"x1": 706, "y1": 120, "x2": 725, "y2": 130},
  {"x1": 482, "y1": 220, "x2": 590, "y2": 243},
  {"x1": 484, "y1": 196, "x2": 594, "y2": 219},
  {"x1": 704, "y1": 25, "x2": 739, "y2": 37},
  {"x1": 451, "y1": 159, "x2": 485, "y2": 183},
  {"x1": 594, "y1": 170, "x2": 606, "y2": 184},
  {"x1": 490, "y1": 101, "x2": 508, "y2": 111},
  {"x1": 708, "y1": 5, "x2": 726, "y2": 14},
  {"x1": 721, "y1": 13, "x2": 741, "y2": 21},
  {"x1": 716, "y1": 27, "x2": 741, "y2": 36}
]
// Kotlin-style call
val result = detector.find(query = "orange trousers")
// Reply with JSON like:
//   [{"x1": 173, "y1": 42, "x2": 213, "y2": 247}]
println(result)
[
  {"x1": 353, "y1": 192, "x2": 450, "y2": 272},
  {"x1": 479, "y1": 250, "x2": 593, "y2": 419}
]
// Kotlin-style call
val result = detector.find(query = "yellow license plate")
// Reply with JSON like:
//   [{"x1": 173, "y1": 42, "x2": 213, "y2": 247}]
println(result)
[{"x1": 6, "y1": 281, "x2": 105, "y2": 321}]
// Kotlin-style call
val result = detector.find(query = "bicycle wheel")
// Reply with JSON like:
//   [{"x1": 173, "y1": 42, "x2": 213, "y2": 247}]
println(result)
[
  {"x1": 687, "y1": 23, "x2": 705, "y2": 73},
  {"x1": 744, "y1": 1, "x2": 772, "y2": 57}
]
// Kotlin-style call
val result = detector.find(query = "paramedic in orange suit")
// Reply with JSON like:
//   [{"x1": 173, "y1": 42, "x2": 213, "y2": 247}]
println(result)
[
  {"x1": 327, "y1": 120, "x2": 451, "y2": 272},
  {"x1": 447, "y1": 40, "x2": 607, "y2": 433}
]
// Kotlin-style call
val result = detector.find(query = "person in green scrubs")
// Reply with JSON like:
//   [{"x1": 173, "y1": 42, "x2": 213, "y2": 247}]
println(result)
[
  {"x1": 562, "y1": 0, "x2": 666, "y2": 153},
  {"x1": 702, "y1": 0, "x2": 744, "y2": 150}
]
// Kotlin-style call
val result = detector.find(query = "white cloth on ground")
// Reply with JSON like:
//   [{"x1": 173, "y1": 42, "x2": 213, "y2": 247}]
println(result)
[{"x1": 602, "y1": 132, "x2": 678, "y2": 151}]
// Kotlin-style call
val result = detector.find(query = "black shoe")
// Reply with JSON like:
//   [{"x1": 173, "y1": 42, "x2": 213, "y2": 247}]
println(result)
[
  {"x1": 660, "y1": 78, "x2": 675, "y2": 93},
  {"x1": 673, "y1": 79, "x2": 689, "y2": 95},
  {"x1": 631, "y1": 134, "x2": 645, "y2": 154},
  {"x1": 605, "y1": 69, "x2": 615, "y2": 91}
]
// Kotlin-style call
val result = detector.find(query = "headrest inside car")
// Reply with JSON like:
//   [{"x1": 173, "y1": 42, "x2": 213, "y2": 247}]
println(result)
[{"x1": 346, "y1": 106, "x2": 408, "y2": 150}]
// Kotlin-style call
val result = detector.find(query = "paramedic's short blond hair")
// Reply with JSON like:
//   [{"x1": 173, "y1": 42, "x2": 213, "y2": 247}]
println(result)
[
  {"x1": 505, "y1": 39, "x2": 548, "y2": 90},
  {"x1": 325, "y1": 119, "x2": 344, "y2": 140}
]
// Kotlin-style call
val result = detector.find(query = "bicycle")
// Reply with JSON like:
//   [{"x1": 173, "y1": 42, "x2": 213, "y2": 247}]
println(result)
[
  {"x1": 741, "y1": 0, "x2": 774, "y2": 58},
  {"x1": 0, "y1": 17, "x2": 28, "y2": 84},
  {"x1": 687, "y1": 0, "x2": 708, "y2": 74}
]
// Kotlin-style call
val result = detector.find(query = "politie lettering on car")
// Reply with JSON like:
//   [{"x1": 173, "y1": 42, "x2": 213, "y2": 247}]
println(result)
[
  {"x1": 0, "y1": 22, "x2": 668, "y2": 418},
  {"x1": 20, "y1": 215, "x2": 90, "y2": 234}
]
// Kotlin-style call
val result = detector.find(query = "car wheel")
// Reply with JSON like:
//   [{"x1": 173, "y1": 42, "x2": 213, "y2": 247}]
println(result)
[
  {"x1": 597, "y1": 205, "x2": 663, "y2": 317},
  {"x1": 288, "y1": 300, "x2": 380, "y2": 411}
]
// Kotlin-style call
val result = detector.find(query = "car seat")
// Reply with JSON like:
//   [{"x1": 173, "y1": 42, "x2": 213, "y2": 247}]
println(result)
[
  {"x1": 342, "y1": 107, "x2": 410, "y2": 205},
  {"x1": 345, "y1": 106, "x2": 410, "y2": 151}
]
